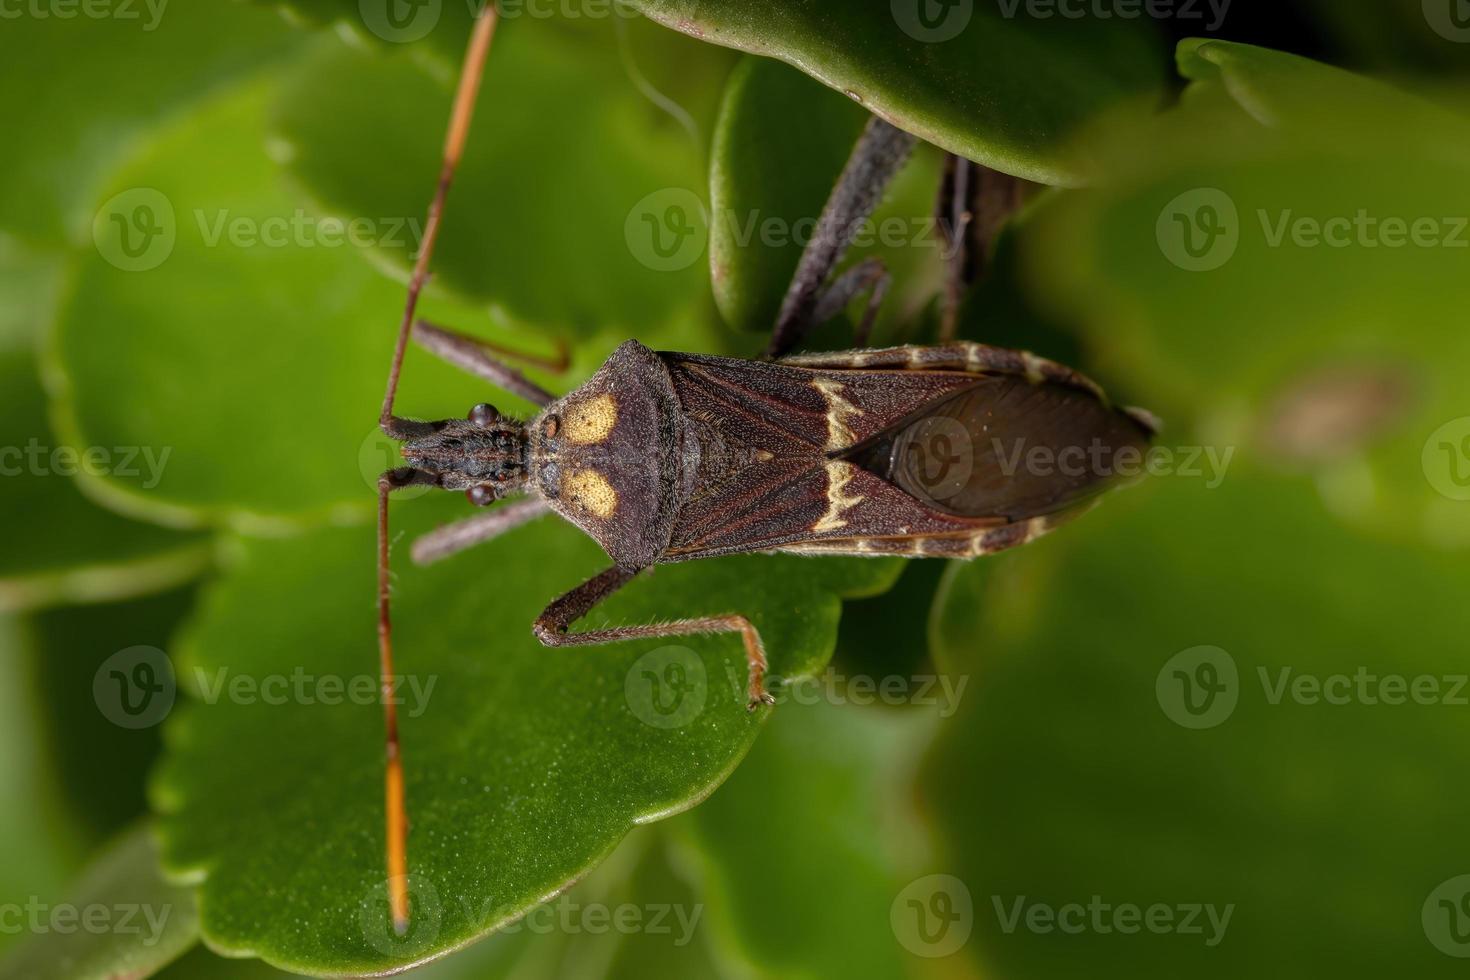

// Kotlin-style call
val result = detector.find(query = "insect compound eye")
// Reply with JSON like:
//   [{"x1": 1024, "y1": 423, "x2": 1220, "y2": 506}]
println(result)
[
  {"x1": 466, "y1": 485, "x2": 496, "y2": 507},
  {"x1": 469, "y1": 403, "x2": 500, "y2": 428}
]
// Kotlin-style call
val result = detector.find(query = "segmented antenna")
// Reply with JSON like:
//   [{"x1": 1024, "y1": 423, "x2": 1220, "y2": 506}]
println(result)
[{"x1": 377, "y1": 5, "x2": 500, "y2": 936}]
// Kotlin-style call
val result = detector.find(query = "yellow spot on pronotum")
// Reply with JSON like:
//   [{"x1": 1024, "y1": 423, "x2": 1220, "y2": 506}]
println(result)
[
  {"x1": 565, "y1": 468, "x2": 619, "y2": 518},
  {"x1": 565, "y1": 393, "x2": 618, "y2": 444}
]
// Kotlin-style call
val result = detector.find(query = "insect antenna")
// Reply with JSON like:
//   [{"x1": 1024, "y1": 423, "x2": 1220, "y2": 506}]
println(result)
[{"x1": 376, "y1": 5, "x2": 500, "y2": 936}]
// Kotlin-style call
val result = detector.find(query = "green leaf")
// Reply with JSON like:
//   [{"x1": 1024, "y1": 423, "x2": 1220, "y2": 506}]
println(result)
[
  {"x1": 1022, "y1": 42, "x2": 1470, "y2": 547},
  {"x1": 0, "y1": 340, "x2": 210, "y2": 613},
  {"x1": 708, "y1": 57, "x2": 945, "y2": 337},
  {"x1": 271, "y1": 21, "x2": 719, "y2": 335},
  {"x1": 923, "y1": 475, "x2": 1470, "y2": 978},
  {"x1": 0, "y1": 0, "x2": 299, "y2": 245},
  {"x1": 26, "y1": 588, "x2": 199, "y2": 846},
  {"x1": 0, "y1": 824, "x2": 199, "y2": 980},
  {"x1": 675, "y1": 698, "x2": 940, "y2": 978},
  {"x1": 48, "y1": 68, "x2": 564, "y2": 528},
  {"x1": 51, "y1": 37, "x2": 734, "y2": 528},
  {"x1": 0, "y1": 617, "x2": 76, "y2": 958},
  {"x1": 154, "y1": 495, "x2": 900, "y2": 974},
  {"x1": 631, "y1": 0, "x2": 1167, "y2": 185}
]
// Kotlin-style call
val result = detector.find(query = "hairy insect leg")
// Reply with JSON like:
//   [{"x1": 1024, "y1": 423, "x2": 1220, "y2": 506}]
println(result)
[
  {"x1": 533, "y1": 566, "x2": 776, "y2": 709},
  {"x1": 411, "y1": 321, "x2": 557, "y2": 407},
  {"x1": 411, "y1": 497, "x2": 551, "y2": 565},
  {"x1": 765, "y1": 116, "x2": 919, "y2": 358},
  {"x1": 375, "y1": 466, "x2": 439, "y2": 934},
  {"x1": 936, "y1": 156, "x2": 1029, "y2": 341},
  {"x1": 809, "y1": 256, "x2": 891, "y2": 349}
]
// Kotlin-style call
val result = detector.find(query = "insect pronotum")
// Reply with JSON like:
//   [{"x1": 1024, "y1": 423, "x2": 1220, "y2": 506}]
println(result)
[{"x1": 374, "y1": 5, "x2": 1156, "y2": 934}]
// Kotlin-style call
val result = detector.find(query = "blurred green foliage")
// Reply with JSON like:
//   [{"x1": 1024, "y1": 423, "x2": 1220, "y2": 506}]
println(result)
[{"x1": 2, "y1": 2, "x2": 1468, "y2": 978}]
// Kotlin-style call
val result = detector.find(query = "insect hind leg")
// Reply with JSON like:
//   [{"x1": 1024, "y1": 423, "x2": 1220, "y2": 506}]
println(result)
[{"x1": 533, "y1": 566, "x2": 775, "y2": 709}]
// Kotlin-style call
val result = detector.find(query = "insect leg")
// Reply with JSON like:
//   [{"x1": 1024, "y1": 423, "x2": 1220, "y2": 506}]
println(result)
[
  {"x1": 765, "y1": 116, "x2": 919, "y2": 358},
  {"x1": 808, "y1": 256, "x2": 891, "y2": 348},
  {"x1": 375, "y1": 465, "x2": 439, "y2": 934},
  {"x1": 419, "y1": 318, "x2": 570, "y2": 372},
  {"x1": 411, "y1": 321, "x2": 556, "y2": 407},
  {"x1": 410, "y1": 497, "x2": 550, "y2": 565},
  {"x1": 936, "y1": 156, "x2": 1028, "y2": 341},
  {"x1": 533, "y1": 566, "x2": 776, "y2": 709}
]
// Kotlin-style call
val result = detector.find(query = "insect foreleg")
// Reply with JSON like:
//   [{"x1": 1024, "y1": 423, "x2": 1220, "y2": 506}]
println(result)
[
  {"x1": 532, "y1": 566, "x2": 776, "y2": 709},
  {"x1": 411, "y1": 497, "x2": 551, "y2": 565},
  {"x1": 765, "y1": 116, "x2": 919, "y2": 358},
  {"x1": 411, "y1": 320, "x2": 556, "y2": 407}
]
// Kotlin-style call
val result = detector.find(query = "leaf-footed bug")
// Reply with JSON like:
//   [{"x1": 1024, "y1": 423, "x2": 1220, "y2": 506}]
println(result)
[{"x1": 373, "y1": 6, "x2": 1156, "y2": 934}]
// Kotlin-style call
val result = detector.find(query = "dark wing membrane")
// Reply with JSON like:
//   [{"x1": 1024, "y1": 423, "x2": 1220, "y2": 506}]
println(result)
[
  {"x1": 658, "y1": 349, "x2": 1150, "y2": 561},
  {"x1": 661, "y1": 352, "x2": 985, "y2": 454},
  {"x1": 664, "y1": 461, "x2": 1003, "y2": 561},
  {"x1": 844, "y1": 376, "x2": 1153, "y2": 521}
]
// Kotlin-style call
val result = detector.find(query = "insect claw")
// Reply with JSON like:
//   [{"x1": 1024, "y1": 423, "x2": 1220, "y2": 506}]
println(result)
[{"x1": 747, "y1": 691, "x2": 776, "y2": 712}]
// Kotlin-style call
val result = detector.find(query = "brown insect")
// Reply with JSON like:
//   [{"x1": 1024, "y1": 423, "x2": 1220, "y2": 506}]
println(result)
[{"x1": 374, "y1": 8, "x2": 1156, "y2": 933}]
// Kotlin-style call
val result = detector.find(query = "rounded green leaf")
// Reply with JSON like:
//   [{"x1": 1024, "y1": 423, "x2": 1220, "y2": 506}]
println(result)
[
  {"x1": 1023, "y1": 42, "x2": 1470, "y2": 547},
  {"x1": 154, "y1": 495, "x2": 900, "y2": 974},
  {"x1": 0, "y1": 1, "x2": 299, "y2": 245},
  {"x1": 0, "y1": 824, "x2": 199, "y2": 980},
  {"x1": 631, "y1": 0, "x2": 1167, "y2": 185},
  {"x1": 676, "y1": 698, "x2": 941, "y2": 978},
  {"x1": 709, "y1": 56, "x2": 945, "y2": 337},
  {"x1": 924, "y1": 474, "x2": 1470, "y2": 977},
  {"x1": 47, "y1": 72, "x2": 571, "y2": 527},
  {"x1": 0, "y1": 299, "x2": 210, "y2": 611},
  {"x1": 271, "y1": 22, "x2": 721, "y2": 335}
]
